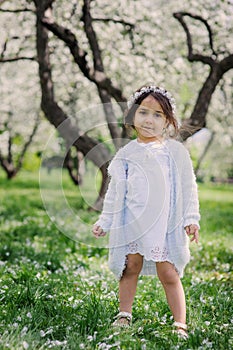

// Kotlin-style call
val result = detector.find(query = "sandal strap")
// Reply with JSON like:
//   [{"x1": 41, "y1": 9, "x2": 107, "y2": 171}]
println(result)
[
  {"x1": 174, "y1": 328, "x2": 189, "y2": 339},
  {"x1": 173, "y1": 321, "x2": 188, "y2": 330},
  {"x1": 115, "y1": 311, "x2": 132, "y2": 322}
]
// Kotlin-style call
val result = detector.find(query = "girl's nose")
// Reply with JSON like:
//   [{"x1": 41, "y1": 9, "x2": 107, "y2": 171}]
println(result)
[{"x1": 145, "y1": 114, "x2": 154, "y2": 123}]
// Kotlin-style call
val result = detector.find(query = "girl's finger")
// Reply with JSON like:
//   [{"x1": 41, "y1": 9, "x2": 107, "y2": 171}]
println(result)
[{"x1": 191, "y1": 230, "x2": 199, "y2": 243}]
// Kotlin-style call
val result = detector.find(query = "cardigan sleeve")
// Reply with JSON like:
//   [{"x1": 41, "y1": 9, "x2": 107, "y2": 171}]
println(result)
[
  {"x1": 95, "y1": 148, "x2": 127, "y2": 232},
  {"x1": 181, "y1": 146, "x2": 201, "y2": 229},
  {"x1": 95, "y1": 177, "x2": 117, "y2": 232}
]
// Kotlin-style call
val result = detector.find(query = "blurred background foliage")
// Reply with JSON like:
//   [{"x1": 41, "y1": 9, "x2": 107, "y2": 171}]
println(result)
[{"x1": 0, "y1": 0, "x2": 232, "y2": 183}]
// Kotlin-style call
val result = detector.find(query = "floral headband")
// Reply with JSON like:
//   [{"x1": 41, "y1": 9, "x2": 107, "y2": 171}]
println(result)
[{"x1": 127, "y1": 85, "x2": 176, "y2": 113}]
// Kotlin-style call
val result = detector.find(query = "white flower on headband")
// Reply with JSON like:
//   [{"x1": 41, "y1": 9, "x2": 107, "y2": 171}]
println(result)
[{"x1": 127, "y1": 85, "x2": 176, "y2": 113}]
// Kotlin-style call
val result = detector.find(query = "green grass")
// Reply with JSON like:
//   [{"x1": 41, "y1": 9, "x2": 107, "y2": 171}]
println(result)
[{"x1": 0, "y1": 171, "x2": 232, "y2": 349}]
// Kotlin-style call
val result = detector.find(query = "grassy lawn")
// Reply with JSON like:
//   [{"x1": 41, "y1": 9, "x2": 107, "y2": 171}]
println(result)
[{"x1": 0, "y1": 170, "x2": 232, "y2": 349}]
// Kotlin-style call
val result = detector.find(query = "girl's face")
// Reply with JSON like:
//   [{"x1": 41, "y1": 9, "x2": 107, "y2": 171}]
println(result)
[{"x1": 134, "y1": 95, "x2": 167, "y2": 143}]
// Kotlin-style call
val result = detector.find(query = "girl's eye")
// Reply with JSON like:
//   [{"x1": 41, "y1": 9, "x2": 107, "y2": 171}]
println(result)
[{"x1": 138, "y1": 111, "x2": 162, "y2": 118}]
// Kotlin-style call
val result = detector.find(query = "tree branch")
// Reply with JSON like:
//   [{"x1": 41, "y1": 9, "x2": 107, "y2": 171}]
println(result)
[
  {"x1": 64, "y1": 148, "x2": 82, "y2": 186},
  {"x1": 0, "y1": 34, "x2": 36, "y2": 61},
  {"x1": 174, "y1": 12, "x2": 216, "y2": 53},
  {"x1": 44, "y1": 0, "x2": 56, "y2": 10},
  {"x1": 93, "y1": 16, "x2": 135, "y2": 30},
  {"x1": 41, "y1": 16, "x2": 92, "y2": 78},
  {"x1": 220, "y1": 54, "x2": 233, "y2": 74},
  {"x1": 173, "y1": 11, "x2": 233, "y2": 140},
  {"x1": 42, "y1": 5, "x2": 122, "y2": 146},
  {"x1": 0, "y1": 150, "x2": 15, "y2": 178},
  {"x1": 0, "y1": 111, "x2": 40, "y2": 178},
  {"x1": 41, "y1": 9, "x2": 127, "y2": 106},
  {"x1": 33, "y1": 0, "x2": 55, "y2": 12},
  {"x1": 7, "y1": 129, "x2": 12, "y2": 164},
  {"x1": 93, "y1": 16, "x2": 135, "y2": 48},
  {"x1": 97, "y1": 87, "x2": 122, "y2": 148},
  {"x1": 195, "y1": 131, "x2": 215, "y2": 176},
  {"x1": 1, "y1": 39, "x2": 7, "y2": 58},
  {"x1": 81, "y1": 0, "x2": 121, "y2": 146},
  {"x1": 82, "y1": 0, "x2": 103, "y2": 72},
  {"x1": 173, "y1": 12, "x2": 216, "y2": 67},
  {"x1": 16, "y1": 114, "x2": 40, "y2": 171},
  {"x1": 0, "y1": 56, "x2": 36, "y2": 62},
  {"x1": 0, "y1": 8, "x2": 34, "y2": 13}
]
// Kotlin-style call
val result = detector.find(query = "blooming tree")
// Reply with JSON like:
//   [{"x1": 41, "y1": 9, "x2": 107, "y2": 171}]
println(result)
[{"x1": 0, "y1": 0, "x2": 233, "y2": 205}]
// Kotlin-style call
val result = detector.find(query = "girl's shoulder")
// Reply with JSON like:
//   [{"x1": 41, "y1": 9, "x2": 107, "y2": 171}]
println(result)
[
  {"x1": 115, "y1": 140, "x2": 139, "y2": 156},
  {"x1": 108, "y1": 141, "x2": 138, "y2": 177},
  {"x1": 116, "y1": 138, "x2": 188, "y2": 158},
  {"x1": 166, "y1": 139, "x2": 192, "y2": 169},
  {"x1": 166, "y1": 138, "x2": 183, "y2": 148},
  {"x1": 166, "y1": 138, "x2": 188, "y2": 154}
]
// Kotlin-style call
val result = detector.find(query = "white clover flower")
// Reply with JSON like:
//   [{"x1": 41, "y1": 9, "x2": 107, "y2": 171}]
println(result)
[
  {"x1": 46, "y1": 328, "x2": 53, "y2": 335},
  {"x1": 202, "y1": 339, "x2": 213, "y2": 348},
  {"x1": 200, "y1": 295, "x2": 206, "y2": 304},
  {"x1": 22, "y1": 341, "x2": 29, "y2": 349},
  {"x1": 21, "y1": 326, "x2": 28, "y2": 336},
  {"x1": 49, "y1": 340, "x2": 67, "y2": 347},
  {"x1": 40, "y1": 330, "x2": 46, "y2": 337}
]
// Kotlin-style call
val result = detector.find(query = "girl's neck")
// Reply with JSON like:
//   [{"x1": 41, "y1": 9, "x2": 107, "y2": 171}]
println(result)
[{"x1": 137, "y1": 135, "x2": 165, "y2": 144}]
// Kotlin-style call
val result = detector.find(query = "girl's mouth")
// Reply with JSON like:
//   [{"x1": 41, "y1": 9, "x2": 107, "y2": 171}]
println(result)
[{"x1": 141, "y1": 126, "x2": 154, "y2": 131}]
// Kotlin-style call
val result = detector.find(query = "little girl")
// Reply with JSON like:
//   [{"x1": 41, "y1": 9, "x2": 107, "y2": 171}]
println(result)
[{"x1": 92, "y1": 85, "x2": 200, "y2": 338}]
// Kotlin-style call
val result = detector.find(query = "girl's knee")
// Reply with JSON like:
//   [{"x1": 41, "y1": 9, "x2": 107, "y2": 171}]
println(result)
[
  {"x1": 124, "y1": 254, "x2": 143, "y2": 275},
  {"x1": 157, "y1": 263, "x2": 179, "y2": 285}
]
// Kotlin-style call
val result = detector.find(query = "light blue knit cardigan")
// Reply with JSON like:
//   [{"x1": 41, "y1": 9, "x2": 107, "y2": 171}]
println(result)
[{"x1": 96, "y1": 139, "x2": 200, "y2": 280}]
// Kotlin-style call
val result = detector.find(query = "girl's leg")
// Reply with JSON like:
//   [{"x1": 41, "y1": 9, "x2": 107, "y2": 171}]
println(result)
[
  {"x1": 119, "y1": 253, "x2": 143, "y2": 314},
  {"x1": 156, "y1": 262, "x2": 186, "y2": 324}
]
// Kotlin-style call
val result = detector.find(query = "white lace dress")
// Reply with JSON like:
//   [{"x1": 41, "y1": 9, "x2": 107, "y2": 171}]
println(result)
[
  {"x1": 124, "y1": 140, "x2": 173, "y2": 275},
  {"x1": 96, "y1": 138, "x2": 200, "y2": 279}
]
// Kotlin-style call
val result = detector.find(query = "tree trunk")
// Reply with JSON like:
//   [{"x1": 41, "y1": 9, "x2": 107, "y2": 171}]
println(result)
[
  {"x1": 195, "y1": 131, "x2": 215, "y2": 177},
  {"x1": 180, "y1": 65, "x2": 223, "y2": 140},
  {"x1": 0, "y1": 158, "x2": 17, "y2": 179},
  {"x1": 174, "y1": 12, "x2": 233, "y2": 141},
  {"x1": 35, "y1": 3, "x2": 111, "y2": 210}
]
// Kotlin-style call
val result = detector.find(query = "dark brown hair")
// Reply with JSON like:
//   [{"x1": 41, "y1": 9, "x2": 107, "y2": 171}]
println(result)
[{"x1": 124, "y1": 88, "x2": 179, "y2": 137}]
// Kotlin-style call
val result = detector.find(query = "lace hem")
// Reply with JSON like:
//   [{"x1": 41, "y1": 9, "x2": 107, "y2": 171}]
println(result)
[
  {"x1": 124, "y1": 249, "x2": 180, "y2": 276},
  {"x1": 124, "y1": 243, "x2": 181, "y2": 276},
  {"x1": 126, "y1": 242, "x2": 170, "y2": 262}
]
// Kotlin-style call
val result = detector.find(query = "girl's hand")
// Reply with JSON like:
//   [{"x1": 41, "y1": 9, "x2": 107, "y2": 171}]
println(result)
[
  {"x1": 92, "y1": 224, "x2": 107, "y2": 238},
  {"x1": 185, "y1": 224, "x2": 199, "y2": 244}
]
